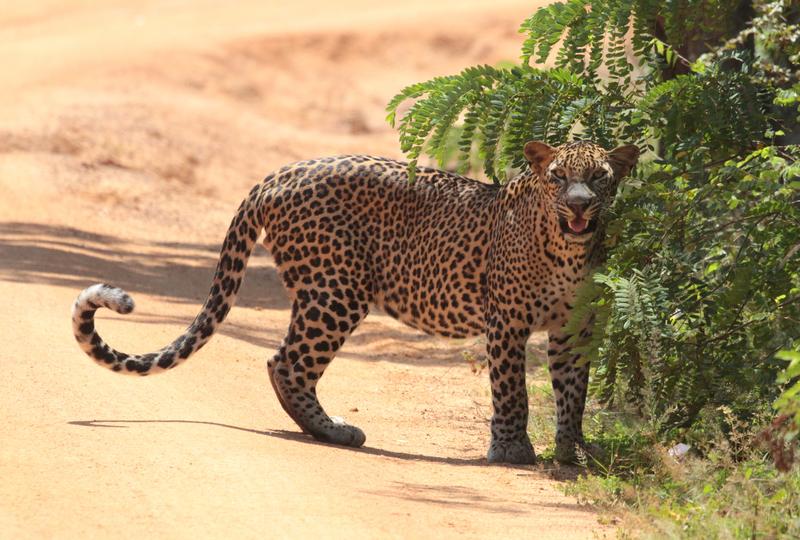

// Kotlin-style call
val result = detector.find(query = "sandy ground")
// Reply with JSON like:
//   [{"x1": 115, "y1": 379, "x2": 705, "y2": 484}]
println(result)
[{"x1": 0, "y1": 2, "x2": 612, "y2": 538}]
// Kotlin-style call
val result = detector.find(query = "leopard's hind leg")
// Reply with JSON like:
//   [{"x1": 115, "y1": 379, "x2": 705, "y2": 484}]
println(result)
[{"x1": 268, "y1": 288, "x2": 369, "y2": 447}]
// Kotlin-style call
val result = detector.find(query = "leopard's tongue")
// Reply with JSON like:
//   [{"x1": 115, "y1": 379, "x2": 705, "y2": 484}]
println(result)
[{"x1": 568, "y1": 216, "x2": 588, "y2": 233}]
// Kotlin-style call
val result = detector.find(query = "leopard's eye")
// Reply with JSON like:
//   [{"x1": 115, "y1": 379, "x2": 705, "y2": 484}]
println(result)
[
  {"x1": 591, "y1": 169, "x2": 607, "y2": 180},
  {"x1": 550, "y1": 168, "x2": 566, "y2": 184}
]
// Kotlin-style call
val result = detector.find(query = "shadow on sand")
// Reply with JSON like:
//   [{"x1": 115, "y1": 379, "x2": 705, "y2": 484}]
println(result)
[
  {"x1": 68, "y1": 418, "x2": 589, "y2": 513},
  {"x1": 69, "y1": 418, "x2": 487, "y2": 466},
  {"x1": 0, "y1": 221, "x2": 288, "y2": 309},
  {"x1": 4, "y1": 221, "x2": 474, "y2": 365},
  {"x1": 68, "y1": 418, "x2": 585, "y2": 486}
]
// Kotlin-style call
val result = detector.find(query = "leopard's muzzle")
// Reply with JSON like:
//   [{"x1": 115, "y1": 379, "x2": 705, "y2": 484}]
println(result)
[{"x1": 559, "y1": 182, "x2": 598, "y2": 242}]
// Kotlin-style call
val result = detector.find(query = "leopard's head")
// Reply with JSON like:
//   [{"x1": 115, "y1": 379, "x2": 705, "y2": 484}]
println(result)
[{"x1": 524, "y1": 140, "x2": 639, "y2": 244}]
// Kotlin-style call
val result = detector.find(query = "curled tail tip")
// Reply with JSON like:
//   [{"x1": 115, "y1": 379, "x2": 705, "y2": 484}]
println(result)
[{"x1": 75, "y1": 283, "x2": 135, "y2": 315}]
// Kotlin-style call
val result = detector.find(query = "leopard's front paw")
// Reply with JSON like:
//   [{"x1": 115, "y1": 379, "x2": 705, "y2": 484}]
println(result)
[{"x1": 487, "y1": 436, "x2": 536, "y2": 465}]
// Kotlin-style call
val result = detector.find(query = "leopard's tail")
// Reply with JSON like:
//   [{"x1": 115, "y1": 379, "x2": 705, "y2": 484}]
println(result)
[{"x1": 71, "y1": 183, "x2": 267, "y2": 375}]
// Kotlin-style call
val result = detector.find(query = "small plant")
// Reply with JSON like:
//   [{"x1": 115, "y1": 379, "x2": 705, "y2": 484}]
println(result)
[
  {"x1": 562, "y1": 403, "x2": 800, "y2": 538},
  {"x1": 764, "y1": 349, "x2": 800, "y2": 471},
  {"x1": 462, "y1": 349, "x2": 487, "y2": 375}
]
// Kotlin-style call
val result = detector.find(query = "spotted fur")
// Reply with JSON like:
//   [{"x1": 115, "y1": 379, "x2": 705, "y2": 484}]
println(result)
[{"x1": 72, "y1": 140, "x2": 638, "y2": 464}]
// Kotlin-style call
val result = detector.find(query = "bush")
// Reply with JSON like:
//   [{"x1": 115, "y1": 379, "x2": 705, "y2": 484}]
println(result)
[{"x1": 387, "y1": 0, "x2": 800, "y2": 448}]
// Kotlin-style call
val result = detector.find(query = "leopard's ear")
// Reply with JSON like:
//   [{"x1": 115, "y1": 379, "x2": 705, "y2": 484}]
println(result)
[
  {"x1": 523, "y1": 141, "x2": 556, "y2": 176},
  {"x1": 608, "y1": 144, "x2": 640, "y2": 179}
]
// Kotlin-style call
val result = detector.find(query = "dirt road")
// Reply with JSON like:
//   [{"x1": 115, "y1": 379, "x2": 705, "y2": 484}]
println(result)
[{"x1": 0, "y1": 2, "x2": 610, "y2": 538}]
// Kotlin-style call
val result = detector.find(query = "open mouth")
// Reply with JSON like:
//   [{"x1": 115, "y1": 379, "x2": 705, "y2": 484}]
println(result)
[{"x1": 559, "y1": 215, "x2": 597, "y2": 237}]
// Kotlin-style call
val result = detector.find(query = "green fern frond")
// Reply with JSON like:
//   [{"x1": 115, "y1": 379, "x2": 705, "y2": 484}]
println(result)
[
  {"x1": 520, "y1": 0, "x2": 643, "y2": 83},
  {"x1": 386, "y1": 65, "x2": 602, "y2": 180},
  {"x1": 520, "y1": 0, "x2": 590, "y2": 65}
]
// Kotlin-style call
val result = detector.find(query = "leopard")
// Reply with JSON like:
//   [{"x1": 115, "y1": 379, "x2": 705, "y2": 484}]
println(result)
[{"x1": 71, "y1": 139, "x2": 639, "y2": 465}]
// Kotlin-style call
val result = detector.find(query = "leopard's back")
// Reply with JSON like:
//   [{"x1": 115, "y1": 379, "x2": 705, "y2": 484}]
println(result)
[{"x1": 260, "y1": 155, "x2": 499, "y2": 338}]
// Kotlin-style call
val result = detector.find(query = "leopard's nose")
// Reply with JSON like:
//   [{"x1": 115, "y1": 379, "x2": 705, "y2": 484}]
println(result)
[{"x1": 565, "y1": 183, "x2": 595, "y2": 214}]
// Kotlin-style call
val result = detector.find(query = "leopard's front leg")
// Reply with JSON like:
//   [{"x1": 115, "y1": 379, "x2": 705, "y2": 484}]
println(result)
[
  {"x1": 485, "y1": 303, "x2": 535, "y2": 465},
  {"x1": 548, "y1": 326, "x2": 595, "y2": 463}
]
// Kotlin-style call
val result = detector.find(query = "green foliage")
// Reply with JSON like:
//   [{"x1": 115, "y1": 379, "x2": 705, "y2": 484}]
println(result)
[
  {"x1": 527, "y1": 385, "x2": 800, "y2": 537},
  {"x1": 587, "y1": 145, "x2": 800, "y2": 435},
  {"x1": 387, "y1": 0, "x2": 800, "y2": 460},
  {"x1": 636, "y1": 59, "x2": 771, "y2": 156}
]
